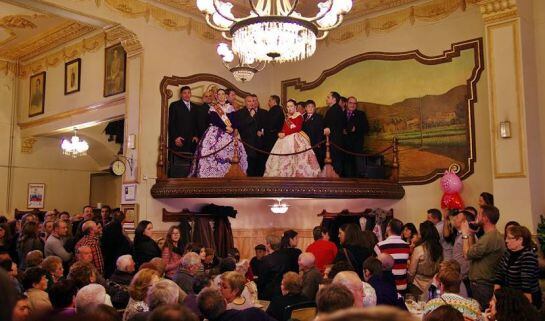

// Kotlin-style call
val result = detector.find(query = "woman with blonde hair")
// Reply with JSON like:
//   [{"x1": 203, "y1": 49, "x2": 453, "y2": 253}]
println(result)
[
  {"x1": 219, "y1": 271, "x2": 254, "y2": 310},
  {"x1": 122, "y1": 268, "x2": 160, "y2": 321},
  {"x1": 161, "y1": 226, "x2": 184, "y2": 279}
]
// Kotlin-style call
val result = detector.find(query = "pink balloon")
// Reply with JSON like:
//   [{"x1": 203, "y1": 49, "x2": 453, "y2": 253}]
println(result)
[{"x1": 440, "y1": 170, "x2": 463, "y2": 194}]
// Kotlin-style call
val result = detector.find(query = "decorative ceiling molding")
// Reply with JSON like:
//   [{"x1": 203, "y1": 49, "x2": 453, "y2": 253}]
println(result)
[
  {"x1": 478, "y1": 0, "x2": 518, "y2": 23},
  {"x1": 81, "y1": 0, "x2": 480, "y2": 45},
  {"x1": 104, "y1": 24, "x2": 143, "y2": 57},
  {"x1": 0, "y1": 60, "x2": 17, "y2": 76},
  {"x1": 18, "y1": 32, "x2": 104, "y2": 78},
  {"x1": 0, "y1": 14, "x2": 41, "y2": 48},
  {"x1": 0, "y1": 21, "x2": 96, "y2": 61},
  {"x1": 326, "y1": 0, "x2": 479, "y2": 44}
]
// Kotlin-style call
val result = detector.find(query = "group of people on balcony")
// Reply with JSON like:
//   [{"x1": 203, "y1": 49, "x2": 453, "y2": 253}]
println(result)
[{"x1": 168, "y1": 86, "x2": 369, "y2": 178}]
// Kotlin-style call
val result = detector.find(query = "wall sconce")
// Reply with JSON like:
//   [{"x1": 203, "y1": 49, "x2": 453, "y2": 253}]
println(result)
[{"x1": 499, "y1": 121, "x2": 511, "y2": 139}]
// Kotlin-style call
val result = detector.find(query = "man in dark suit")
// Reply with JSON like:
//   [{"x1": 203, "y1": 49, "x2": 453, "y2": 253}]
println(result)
[
  {"x1": 258, "y1": 235, "x2": 290, "y2": 300},
  {"x1": 302, "y1": 100, "x2": 325, "y2": 168},
  {"x1": 168, "y1": 86, "x2": 201, "y2": 177},
  {"x1": 197, "y1": 89, "x2": 213, "y2": 138},
  {"x1": 265, "y1": 95, "x2": 285, "y2": 153},
  {"x1": 343, "y1": 96, "x2": 369, "y2": 177},
  {"x1": 323, "y1": 91, "x2": 346, "y2": 176},
  {"x1": 235, "y1": 95, "x2": 268, "y2": 176}
]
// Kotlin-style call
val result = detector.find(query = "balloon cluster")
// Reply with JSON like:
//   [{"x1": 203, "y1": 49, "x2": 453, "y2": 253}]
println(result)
[{"x1": 440, "y1": 170, "x2": 464, "y2": 209}]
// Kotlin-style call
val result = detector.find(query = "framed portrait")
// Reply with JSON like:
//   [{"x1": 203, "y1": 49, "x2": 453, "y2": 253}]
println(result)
[
  {"x1": 121, "y1": 204, "x2": 138, "y2": 231},
  {"x1": 27, "y1": 183, "x2": 45, "y2": 209},
  {"x1": 121, "y1": 183, "x2": 137, "y2": 204},
  {"x1": 29, "y1": 72, "x2": 46, "y2": 117},
  {"x1": 64, "y1": 58, "x2": 81, "y2": 95},
  {"x1": 104, "y1": 43, "x2": 126, "y2": 97}
]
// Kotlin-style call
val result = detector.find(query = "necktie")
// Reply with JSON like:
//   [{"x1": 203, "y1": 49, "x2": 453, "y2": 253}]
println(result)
[
  {"x1": 185, "y1": 101, "x2": 190, "y2": 111},
  {"x1": 250, "y1": 108, "x2": 256, "y2": 117}
]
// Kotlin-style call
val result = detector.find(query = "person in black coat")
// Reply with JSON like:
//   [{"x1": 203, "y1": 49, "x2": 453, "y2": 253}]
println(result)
[
  {"x1": 235, "y1": 95, "x2": 268, "y2": 176},
  {"x1": 133, "y1": 220, "x2": 161, "y2": 268},
  {"x1": 101, "y1": 209, "x2": 133, "y2": 278},
  {"x1": 302, "y1": 100, "x2": 325, "y2": 168},
  {"x1": 258, "y1": 236, "x2": 290, "y2": 300},
  {"x1": 168, "y1": 86, "x2": 203, "y2": 177},
  {"x1": 343, "y1": 96, "x2": 369, "y2": 178},
  {"x1": 265, "y1": 95, "x2": 285, "y2": 153},
  {"x1": 333, "y1": 223, "x2": 371, "y2": 280},
  {"x1": 197, "y1": 89, "x2": 213, "y2": 139},
  {"x1": 323, "y1": 91, "x2": 346, "y2": 176},
  {"x1": 363, "y1": 256, "x2": 404, "y2": 308}
]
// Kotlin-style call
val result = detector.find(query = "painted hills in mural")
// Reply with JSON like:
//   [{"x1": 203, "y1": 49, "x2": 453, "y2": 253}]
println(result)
[{"x1": 318, "y1": 85, "x2": 469, "y2": 178}]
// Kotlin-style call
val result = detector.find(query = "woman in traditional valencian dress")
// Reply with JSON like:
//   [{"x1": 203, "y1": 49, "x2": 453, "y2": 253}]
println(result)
[
  {"x1": 264, "y1": 99, "x2": 321, "y2": 177},
  {"x1": 190, "y1": 88, "x2": 248, "y2": 177}
]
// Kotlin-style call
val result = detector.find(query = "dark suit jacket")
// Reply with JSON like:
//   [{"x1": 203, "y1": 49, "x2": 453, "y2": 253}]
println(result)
[
  {"x1": 258, "y1": 250, "x2": 291, "y2": 300},
  {"x1": 133, "y1": 236, "x2": 161, "y2": 268},
  {"x1": 235, "y1": 107, "x2": 268, "y2": 158},
  {"x1": 101, "y1": 220, "x2": 133, "y2": 278},
  {"x1": 323, "y1": 103, "x2": 346, "y2": 145},
  {"x1": 266, "y1": 105, "x2": 285, "y2": 150},
  {"x1": 344, "y1": 109, "x2": 369, "y2": 152},
  {"x1": 168, "y1": 99, "x2": 201, "y2": 153},
  {"x1": 302, "y1": 113, "x2": 324, "y2": 162}
]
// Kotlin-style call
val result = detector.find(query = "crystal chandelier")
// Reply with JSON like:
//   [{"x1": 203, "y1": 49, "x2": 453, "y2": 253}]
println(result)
[
  {"x1": 217, "y1": 43, "x2": 266, "y2": 82},
  {"x1": 197, "y1": 0, "x2": 353, "y2": 64},
  {"x1": 61, "y1": 128, "x2": 89, "y2": 158}
]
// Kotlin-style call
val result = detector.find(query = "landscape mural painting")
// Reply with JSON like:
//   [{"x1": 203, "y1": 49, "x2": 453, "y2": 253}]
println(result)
[{"x1": 282, "y1": 39, "x2": 484, "y2": 184}]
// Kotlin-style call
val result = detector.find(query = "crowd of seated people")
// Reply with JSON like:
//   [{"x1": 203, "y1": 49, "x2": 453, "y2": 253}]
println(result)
[
  {"x1": 168, "y1": 86, "x2": 370, "y2": 178},
  {"x1": 1, "y1": 192, "x2": 545, "y2": 321}
]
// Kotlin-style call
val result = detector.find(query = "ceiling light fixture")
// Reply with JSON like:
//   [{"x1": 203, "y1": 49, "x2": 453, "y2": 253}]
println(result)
[
  {"x1": 270, "y1": 198, "x2": 289, "y2": 214},
  {"x1": 197, "y1": 0, "x2": 353, "y2": 64},
  {"x1": 217, "y1": 42, "x2": 266, "y2": 82},
  {"x1": 61, "y1": 128, "x2": 89, "y2": 158}
]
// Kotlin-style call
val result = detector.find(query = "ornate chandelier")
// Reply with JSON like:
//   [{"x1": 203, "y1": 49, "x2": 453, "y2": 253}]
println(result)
[
  {"x1": 61, "y1": 128, "x2": 89, "y2": 158},
  {"x1": 197, "y1": 0, "x2": 353, "y2": 64},
  {"x1": 217, "y1": 43, "x2": 266, "y2": 82}
]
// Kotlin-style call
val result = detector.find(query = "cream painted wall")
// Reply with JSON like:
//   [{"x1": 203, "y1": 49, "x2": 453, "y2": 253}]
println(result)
[{"x1": 90, "y1": 174, "x2": 122, "y2": 209}]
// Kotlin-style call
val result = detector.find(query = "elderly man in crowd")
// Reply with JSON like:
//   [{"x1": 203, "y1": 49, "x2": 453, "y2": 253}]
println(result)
[
  {"x1": 109, "y1": 254, "x2": 135, "y2": 286},
  {"x1": 174, "y1": 252, "x2": 203, "y2": 294},
  {"x1": 74, "y1": 283, "x2": 112, "y2": 313},
  {"x1": 298, "y1": 252, "x2": 322, "y2": 300},
  {"x1": 128, "y1": 279, "x2": 183, "y2": 321},
  {"x1": 332, "y1": 271, "x2": 365, "y2": 308}
]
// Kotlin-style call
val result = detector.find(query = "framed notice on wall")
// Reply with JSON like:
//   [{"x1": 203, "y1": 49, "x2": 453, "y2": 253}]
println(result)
[
  {"x1": 27, "y1": 183, "x2": 45, "y2": 209},
  {"x1": 121, "y1": 183, "x2": 137, "y2": 204}
]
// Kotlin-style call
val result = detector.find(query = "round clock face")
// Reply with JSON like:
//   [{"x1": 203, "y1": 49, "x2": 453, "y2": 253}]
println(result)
[{"x1": 111, "y1": 160, "x2": 126, "y2": 176}]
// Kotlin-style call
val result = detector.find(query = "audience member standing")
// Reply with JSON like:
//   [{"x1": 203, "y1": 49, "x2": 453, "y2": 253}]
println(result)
[
  {"x1": 427, "y1": 209, "x2": 453, "y2": 261},
  {"x1": 17, "y1": 222, "x2": 44, "y2": 270},
  {"x1": 235, "y1": 95, "x2": 268, "y2": 176},
  {"x1": 408, "y1": 221, "x2": 443, "y2": 300},
  {"x1": 306, "y1": 226, "x2": 338, "y2": 273},
  {"x1": 133, "y1": 221, "x2": 161, "y2": 268},
  {"x1": 44, "y1": 220, "x2": 72, "y2": 264},
  {"x1": 161, "y1": 226, "x2": 184, "y2": 279},
  {"x1": 75, "y1": 221, "x2": 104, "y2": 275},
  {"x1": 461, "y1": 205, "x2": 505, "y2": 310},
  {"x1": 450, "y1": 210, "x2": 474, "y2": 293},
  {"x1": 335, "y1": 223, "x2": 371, "y2": 280},
  {"x1": 493, "y1": 225, "x2": 542, "y2": 309},
  {"x1": 374, "y1": 219, "x2": 410, "y2": 293},
  {"x1": 101, "y1": 209, "x2": 133, "y2": 278},
  {"x1": 259, "y1": 235, "x2": 289, "y2": 300},
  {"x1": 265, "y1": 95, "x2": 285, "y2": 154},
  {"x1": 278, "y1": 230, "x2": 302, "y2": 273}
]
